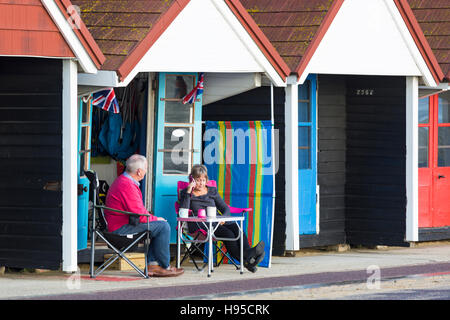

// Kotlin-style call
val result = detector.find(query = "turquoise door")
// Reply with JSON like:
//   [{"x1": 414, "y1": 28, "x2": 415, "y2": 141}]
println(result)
[
  {"x1": 77, "y1": 97, "x2": 93, "y2": 250},
  {"x1": 298, "y1": 75, "x2": 317, "y2": 235},
  {"x1": 153, "y1": 73, "x2": 203, "y2": 243}
]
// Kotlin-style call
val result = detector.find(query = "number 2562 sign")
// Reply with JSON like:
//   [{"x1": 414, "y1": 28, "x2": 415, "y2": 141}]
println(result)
[{"x1": 356, "y1": 89, "x2": 375, "y2": 96}]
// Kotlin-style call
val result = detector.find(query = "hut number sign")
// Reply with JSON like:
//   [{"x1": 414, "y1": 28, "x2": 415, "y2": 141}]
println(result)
[{"x1": 355, "y1": 89, "x2": 375, "y2": 96}]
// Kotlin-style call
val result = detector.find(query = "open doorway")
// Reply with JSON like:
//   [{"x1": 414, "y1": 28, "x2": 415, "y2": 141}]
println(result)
[{"x1": 77, "y1": 73, "x2": 152, "y2": 256}]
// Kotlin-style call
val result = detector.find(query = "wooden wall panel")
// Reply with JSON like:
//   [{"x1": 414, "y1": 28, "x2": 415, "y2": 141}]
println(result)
[
  {"x1": 345, "y1": 76, "x2": 407, "y2": 247},
  {"x1": 299, "y1": 75, "x2": 347, "y2": 248},
  {"x1": 0, "y1": 57, "x2": 63, "y2": 269}
]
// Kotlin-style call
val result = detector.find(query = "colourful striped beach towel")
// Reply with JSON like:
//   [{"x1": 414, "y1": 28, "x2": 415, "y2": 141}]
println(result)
[{"x1": 204, "y1": 120, "x2": 274, "y2": 267}]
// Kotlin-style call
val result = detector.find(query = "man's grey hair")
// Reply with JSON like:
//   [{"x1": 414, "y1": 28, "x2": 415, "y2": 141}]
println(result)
[{"x1": 126, "y1": 154, "x2": 147, "y2": 174}]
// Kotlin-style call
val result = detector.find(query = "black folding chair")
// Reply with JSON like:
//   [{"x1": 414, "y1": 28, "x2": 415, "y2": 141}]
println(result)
[
  {"x1": 85, "y1": 170, "x2": 151, "y2": 279},
  {"x1": 175, "y1": 181, "x2": 248, "y2": 272}
]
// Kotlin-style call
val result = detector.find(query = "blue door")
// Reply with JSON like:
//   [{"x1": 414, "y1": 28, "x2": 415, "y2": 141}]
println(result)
[
  {"x1": 153, "y1": 73, "x2": 203, "y2": 243},
  {"x1": 77, "y1": 97, "x2": 93, "y2": 250},
  {"x1": 298, "y1": 75, "x2": 317, "y2": 234}
]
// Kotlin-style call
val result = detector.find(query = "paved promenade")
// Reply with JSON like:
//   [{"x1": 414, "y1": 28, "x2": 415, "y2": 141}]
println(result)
[{"x1": 1, "y1": 242, "x2": 449, "y2": 300}]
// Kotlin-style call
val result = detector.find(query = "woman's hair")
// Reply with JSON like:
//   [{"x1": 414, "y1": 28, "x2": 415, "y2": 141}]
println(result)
[
  {"x1": 190, "y1": 164, "x2": 208, "y2": 180},
  {"x1": 126, "y1": 154, "x2": 147, "y2": 174}
]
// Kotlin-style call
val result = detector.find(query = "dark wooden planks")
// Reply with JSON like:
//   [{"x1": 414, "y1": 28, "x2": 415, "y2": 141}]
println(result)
[
  {"x1": 345, "y1": 76, "x2": 407, "y2": 247},
  {"x1": 0, "y1": 57, "x2": 63, "y2": 269},
  {"x1": 300, "y1": 75, "x2": 347, "y2": 248},
  {"x1": 419, "y1": 227, "x2": 450, "y2": 242}
]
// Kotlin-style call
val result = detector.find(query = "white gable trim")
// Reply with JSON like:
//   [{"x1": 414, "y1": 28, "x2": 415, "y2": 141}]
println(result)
[
  {"x1": 384, "y1": 0, "x2": 436, "y2": 87},
  {"x1": 41, "y1": 0, "x2": 97, "y2": 74},
  {"x1": 299, "y1": 0, "x2": 437, "y2": 87},
  {"x1": 78, "y1": 70, "x2": 121, "y2": 88},
  {"x1": 121, "y1": 0, "x2": 285, "y2": 87}
]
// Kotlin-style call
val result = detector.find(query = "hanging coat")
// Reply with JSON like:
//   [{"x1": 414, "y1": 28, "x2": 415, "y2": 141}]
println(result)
[{"x1": 98, "y1": 112, "x2": 140, "y2": 161}]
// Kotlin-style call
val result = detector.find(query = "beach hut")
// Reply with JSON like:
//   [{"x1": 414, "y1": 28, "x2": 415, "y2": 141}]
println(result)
[
  {"x1": 74, "y1": 0, "x2": 288, "y2": 267},
  {"x1": 0, "y1": 0, "x2": 104, "y2": 271},
  {"x1": 218, "y1": 0, "x2": 450, "y2": 253},
  {"x1": 2, "y1": 0, "x2": 448, "y2": 273}
]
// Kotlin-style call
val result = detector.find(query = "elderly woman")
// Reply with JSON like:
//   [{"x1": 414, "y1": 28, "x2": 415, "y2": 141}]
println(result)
[{"x1": 179, "y1": 164, "x2": 265, "y2": 273}]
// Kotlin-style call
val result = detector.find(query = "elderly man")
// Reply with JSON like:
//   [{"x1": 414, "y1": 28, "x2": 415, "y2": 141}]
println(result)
[{"x1": 105, "y1": 154, "x2": 183, "y2": 277}]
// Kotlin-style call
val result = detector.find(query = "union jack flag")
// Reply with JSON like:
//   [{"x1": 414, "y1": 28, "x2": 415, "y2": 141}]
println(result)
[
  {"x1": 92, "y1": 88, "x2": 120, "y2": 113},
  {"x1": 182, "y1": 73, "x2": 204, "y2": 104}
]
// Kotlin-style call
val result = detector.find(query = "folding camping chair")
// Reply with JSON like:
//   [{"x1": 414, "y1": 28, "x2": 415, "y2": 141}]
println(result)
[
  {"x1": 85, "y1": 170, "x2": 151, "y2": 279},
  {"x1": 175, "y1": 180, "x2": 252, "y2": 271}
]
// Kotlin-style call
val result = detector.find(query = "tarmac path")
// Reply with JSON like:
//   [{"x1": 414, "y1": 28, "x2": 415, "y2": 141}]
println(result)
[
  {"x1": 214, "y1": 272, "x2": 450, "y2": 300},
  {"x1": 24, "y1": 262, "x2": 450, "y2": 300},
  {"x1": 2, "y1": 243, "x2": 450, "y2": 303}
]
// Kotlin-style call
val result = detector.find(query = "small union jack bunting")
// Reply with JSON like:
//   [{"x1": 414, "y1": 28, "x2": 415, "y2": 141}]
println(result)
[
  {"x1": 182, "y1": 73, "x2": 204, "y2": 105},
  {"x1": 92, "y1": 88, "x2": 120, "y2": 113}
]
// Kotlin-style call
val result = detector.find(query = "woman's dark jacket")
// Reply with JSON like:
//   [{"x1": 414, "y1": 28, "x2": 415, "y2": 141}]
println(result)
[{"x1": 179, "y1": 186, "x2": 230, "y2": 233}]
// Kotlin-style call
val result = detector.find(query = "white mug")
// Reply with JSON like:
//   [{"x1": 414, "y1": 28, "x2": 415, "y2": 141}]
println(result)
[
  {"x1": 206, "y1": 206, "x2": 216, "y2": 218},
  {"x1": 179, "y1": 208, "x2": 189, "y2": 218}
]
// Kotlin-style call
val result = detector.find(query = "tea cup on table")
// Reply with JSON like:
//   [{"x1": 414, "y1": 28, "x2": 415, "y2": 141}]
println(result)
[
  {"x1": 179, "y1": 208, "x2": 189, "y2": 218},
  {"x1": 206, "y1": 206, "x2": 216, "y2": 218},
  {"x1": 197, "y1": 209, "x2": 206, "y2": 218}
]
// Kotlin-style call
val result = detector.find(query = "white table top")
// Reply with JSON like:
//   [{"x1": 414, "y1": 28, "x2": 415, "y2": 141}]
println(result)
[{"x1": 177, "y1": 216, "x2": 244, "y2": 222}]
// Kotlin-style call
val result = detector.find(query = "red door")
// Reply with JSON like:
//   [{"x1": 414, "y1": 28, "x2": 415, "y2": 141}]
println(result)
[{"x1": 419, "y1": 92, "x2": 450, "y2": 228}]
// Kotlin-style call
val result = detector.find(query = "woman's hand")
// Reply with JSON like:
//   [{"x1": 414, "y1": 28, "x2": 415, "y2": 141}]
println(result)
[{"x1": 187, "y1": 180, "x2": 196, "y2": 193}]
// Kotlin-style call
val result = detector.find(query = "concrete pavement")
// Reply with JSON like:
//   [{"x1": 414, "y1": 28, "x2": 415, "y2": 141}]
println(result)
[{"x1": 1, "y1": 241, "x2": 449, "y2": 300}]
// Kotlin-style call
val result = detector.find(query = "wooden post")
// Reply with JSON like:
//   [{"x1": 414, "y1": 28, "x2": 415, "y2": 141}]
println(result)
[
  {"x1": 406, "y1": 76, "x2": 419, "y2": 242},
  {"x1": 62, "y1": 59, "x2": 79, "y2": 272},
  {"x1": 285, "y1": 77, "x2": 300, "y2": 251}
]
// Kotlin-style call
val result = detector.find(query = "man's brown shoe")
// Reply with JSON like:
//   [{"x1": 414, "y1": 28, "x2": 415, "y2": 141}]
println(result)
[
  {"x1": 169, "y1": 266, "x2": 184, "y2": 275},
  {"x1": 147, "y1": 265, "x2": 184, "y2": 277}
]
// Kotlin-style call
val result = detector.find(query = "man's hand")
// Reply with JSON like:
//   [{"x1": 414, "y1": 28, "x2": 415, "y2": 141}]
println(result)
[{"x1": 156, "y1": 217, "x2": 167, "y2": 221}]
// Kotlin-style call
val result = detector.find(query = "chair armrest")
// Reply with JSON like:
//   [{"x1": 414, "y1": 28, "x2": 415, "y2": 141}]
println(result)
[
  {"x1": 95, "y1": 205, "x2": 152, "y2": 217},
  {"x1": 229, "y1": 206, "x2": 253, "y2": 214}
]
